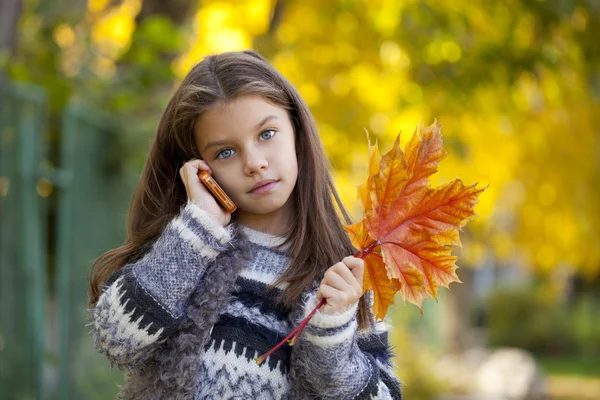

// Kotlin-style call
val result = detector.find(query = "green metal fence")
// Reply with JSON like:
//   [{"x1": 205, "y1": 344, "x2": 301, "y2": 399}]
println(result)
[
  {"x1": 54, "y1": 104, "x2": 133, "y2": 399},
  {"x1": 0, "y1": 79, "x2": 48, "y2": 400},
  {"x1": 0, "y1": 79, "x2": 135, "y2": 399}
]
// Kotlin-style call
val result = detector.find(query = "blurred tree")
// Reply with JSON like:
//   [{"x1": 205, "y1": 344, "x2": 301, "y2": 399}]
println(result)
[
  {"x1": 244, "y1": 0, "x2": 600, "y2": 355},
  {"x1": 0, "y1": 0, "x2": 22, "y2": 56},
  {"x1": 4, "y1": 0, "x2": 599, "y2": 363},
  {"x1": 136, "y1": 0, "x2": 193, "y2": 24}
]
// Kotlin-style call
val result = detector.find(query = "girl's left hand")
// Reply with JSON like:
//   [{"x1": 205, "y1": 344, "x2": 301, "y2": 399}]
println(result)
[{"x1": 317, "y1": 256, "x2": 365, "y2": 315}]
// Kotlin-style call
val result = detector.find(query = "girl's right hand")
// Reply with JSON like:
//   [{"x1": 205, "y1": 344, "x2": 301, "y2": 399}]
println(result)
[{"x1": 179, "y1": 159, "x2": 232, "y2": 227}]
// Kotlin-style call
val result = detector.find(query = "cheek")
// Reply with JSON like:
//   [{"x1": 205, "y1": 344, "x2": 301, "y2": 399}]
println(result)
[
  {"x1": 288, "y1": 150, "x2": 299, "y2": 180},
  {"x1": 289, "y1": 158, "x2": 298, "y2": 181},
  {"x1": 211, "y1": 169, "x2": 237, "y2": 194},
  {"x1": 280, "y1": 138, "x2": 298, "y2": 172}
]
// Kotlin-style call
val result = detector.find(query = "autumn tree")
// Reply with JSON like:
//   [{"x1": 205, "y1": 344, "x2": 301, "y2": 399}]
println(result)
[{"x1": 3, "y1": 0, "x2": 598, "y2": 378}]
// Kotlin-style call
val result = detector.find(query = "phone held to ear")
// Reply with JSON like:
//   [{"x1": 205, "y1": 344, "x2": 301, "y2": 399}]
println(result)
[{"x1": 197, "y1": 170, "x2": 237, "y2": 213}]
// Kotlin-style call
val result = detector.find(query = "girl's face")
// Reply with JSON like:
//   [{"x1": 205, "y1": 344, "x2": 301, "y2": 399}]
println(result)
[{"x1": 194, "y1": 95, "x2": 298, "y2": 229}]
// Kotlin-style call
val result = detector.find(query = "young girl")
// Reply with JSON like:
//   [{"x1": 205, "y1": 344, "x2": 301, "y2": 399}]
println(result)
[{"x1": 89, "y1": 50, "x2": 402, "y2": 400}]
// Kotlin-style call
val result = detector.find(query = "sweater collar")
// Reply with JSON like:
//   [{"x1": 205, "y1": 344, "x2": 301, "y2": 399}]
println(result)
[{"x1": 238, "y1": 224, "x2": 290, "y2": 250}]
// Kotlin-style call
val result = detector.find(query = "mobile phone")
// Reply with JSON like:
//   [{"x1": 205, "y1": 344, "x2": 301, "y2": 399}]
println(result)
[{"x1": 197, "y1": 170, "x2": 237, "y2": 213}]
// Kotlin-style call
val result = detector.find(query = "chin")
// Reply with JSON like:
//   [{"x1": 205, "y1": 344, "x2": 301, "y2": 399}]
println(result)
[
  {"x1": 238, "y1": 193, "x2": 291, "y2": 215},
  {"x1": 243, "y1": 201, "x2": 285, "y2": 215}
]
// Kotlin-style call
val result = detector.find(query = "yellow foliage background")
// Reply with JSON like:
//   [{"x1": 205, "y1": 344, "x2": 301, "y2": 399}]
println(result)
[{"x1": 6, "y1": 0, "x2": 598, "y2": 397}]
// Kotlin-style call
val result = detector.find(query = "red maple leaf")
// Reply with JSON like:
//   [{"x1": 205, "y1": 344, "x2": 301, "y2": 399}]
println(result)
[{"x1": 256, "y1": 121, "x2": 486, "y2": 363}]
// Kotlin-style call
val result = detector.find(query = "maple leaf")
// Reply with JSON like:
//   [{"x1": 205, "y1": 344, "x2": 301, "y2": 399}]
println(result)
[
  {"x1": 256, "y1": 120, "x2": 485, "y2": 365},
  {"x1": 344, "y1": 121, "x2": 486, "y2": 319}
]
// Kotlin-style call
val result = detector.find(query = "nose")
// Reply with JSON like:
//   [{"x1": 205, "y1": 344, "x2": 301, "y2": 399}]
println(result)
[{"x1": 243, "y1": 148, "x2": 268, "y2": 176}]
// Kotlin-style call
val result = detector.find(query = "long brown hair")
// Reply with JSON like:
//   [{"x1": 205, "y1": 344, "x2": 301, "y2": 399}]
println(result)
[{"x1": 88, "y1": 50, "x2": 369, "y2": 328}]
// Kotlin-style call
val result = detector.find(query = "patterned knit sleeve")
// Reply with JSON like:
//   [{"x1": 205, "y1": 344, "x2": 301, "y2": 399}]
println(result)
[
  {"x1": 88, "y1": 200, "x2": 236, "y2": 370},
  {"x1": 289, "y1": 292, "x2": 403, "y2": 400}
]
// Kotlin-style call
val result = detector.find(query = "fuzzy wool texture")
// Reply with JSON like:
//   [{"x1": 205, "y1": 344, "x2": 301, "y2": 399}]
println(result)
[
  {"x1": 89, "y1": 202, "x2": 402, "y2": 399},
  {"x1": 286, "y1": 291, "x2": 402, "y2": 400},
  {"x1": 288, "y1": 294, "x2": 370, "y2": 399},
  {"x1": 116, "y1": 228, "x2": 252, "y2": 399},
  {"x1": 89, "y1": 274, "x2": 165, "y2": 368}
]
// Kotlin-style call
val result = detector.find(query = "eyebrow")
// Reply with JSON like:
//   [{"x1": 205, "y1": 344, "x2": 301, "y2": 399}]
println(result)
[{"x1": 203, "y1": 115, "x2": 279, "y2": 152}]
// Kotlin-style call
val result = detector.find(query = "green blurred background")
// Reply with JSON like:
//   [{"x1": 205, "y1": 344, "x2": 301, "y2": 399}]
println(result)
[{"x1": 0, "y1": 0, "x2": 599, "y2": 399}]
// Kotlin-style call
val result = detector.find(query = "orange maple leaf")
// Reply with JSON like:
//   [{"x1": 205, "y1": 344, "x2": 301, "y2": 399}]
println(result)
[
  {"x1": 344, "y1": 121, "x2": 486, "y2": 319},
  {"x1": 256, "y1": 120, "x2": 486, "y2": 365}
]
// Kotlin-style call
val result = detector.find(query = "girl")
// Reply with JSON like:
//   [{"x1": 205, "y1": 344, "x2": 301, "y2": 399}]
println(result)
[{"x1": 89, "y1": 50, "x2": 402, "y2": 399}]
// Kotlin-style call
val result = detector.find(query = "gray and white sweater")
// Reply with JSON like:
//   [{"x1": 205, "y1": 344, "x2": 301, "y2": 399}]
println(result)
[{"x1": 90, "y1": 201, "x2": 402, "y2": 399}]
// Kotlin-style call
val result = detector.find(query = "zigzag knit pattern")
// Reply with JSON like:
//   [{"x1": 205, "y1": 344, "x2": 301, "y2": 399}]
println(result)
[{"x1": 90, "y1": 201, "x2": 402, "y2": 399}]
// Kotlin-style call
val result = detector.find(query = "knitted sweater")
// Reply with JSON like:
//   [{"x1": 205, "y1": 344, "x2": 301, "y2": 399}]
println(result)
[{"x1": 90, "y1": 201, "x2": 402, "y2": 399}]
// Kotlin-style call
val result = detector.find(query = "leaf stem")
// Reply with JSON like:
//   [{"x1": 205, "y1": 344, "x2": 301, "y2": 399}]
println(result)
[{"x1": 255, "y1": 243, "x2": 378, "y2": 364}]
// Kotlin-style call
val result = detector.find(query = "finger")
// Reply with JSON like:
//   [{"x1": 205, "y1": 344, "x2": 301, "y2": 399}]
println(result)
[
  {"x1": 332, "y1": 268, "x2": 363, "y2": 300},
  {"x1": 188, "y1": 159, "x2": 212, "y2": 175},
  {"x1": 331, "y1": 262, "x2": 358, "y2": 286},
  {"x1": 337, "y1": 258, "x2": 364, "y2": 294},
  {"x1": 329, "y1": 262, "x2": 362, "y2": 297},
  {"x1": 318, "y1": 284, "x2": 342, "y2": 301},
  {"x1": 179, "y1": 166, "x2": 187, "y2": 187},
  {"x1": 353, "y1": 261, "x2": 364, "y2": 289},
  {"x1": 181, "y1": 159, "x2": 212, "y2": 180},
  {"x1": 323, "y1": 270, "x2": 355, "y2": 293},
  {"x1": 342, "y1": 255, "x2": 363, "y2": 269},
  {"x1": 331, "y1": 261, "x2": 363, "y2": 296},
  {"x1": 343, "y1": 256, "x2": 365, "y2": 285},
  {"x1": 181, "y1": 159, "x2": 212, "y2": 186},
  {"x1": 179, "y1": 161, "x2": 213, "y2": 201},
  {"x1": 180, "y1": 165, "x2": 197, "y2": 191}
]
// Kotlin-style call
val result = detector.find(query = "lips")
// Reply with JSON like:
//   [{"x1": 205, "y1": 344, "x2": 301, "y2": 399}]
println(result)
[{"x1": 249, "y1": 179, "x2": 279, "y2": 193}]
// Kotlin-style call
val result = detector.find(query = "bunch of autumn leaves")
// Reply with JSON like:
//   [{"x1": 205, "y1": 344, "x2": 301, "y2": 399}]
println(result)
[
  {"x1": 256, "y1": 121, "x2": 485, "y2": 364},
  {"x1": 345, "y1": 121, "x2": 485, "y2": 319}
]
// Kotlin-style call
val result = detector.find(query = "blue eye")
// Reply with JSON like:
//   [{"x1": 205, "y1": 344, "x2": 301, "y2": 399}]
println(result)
[
  {"x1": 216, "y1": 148, "x2": 234, "y2": 159},
  {"x1": 260, "y1": 129, "x2": 276, "y2": 140},
  {"x1": 215, "y1": 129, "x2": 276, "y2": 160}
]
